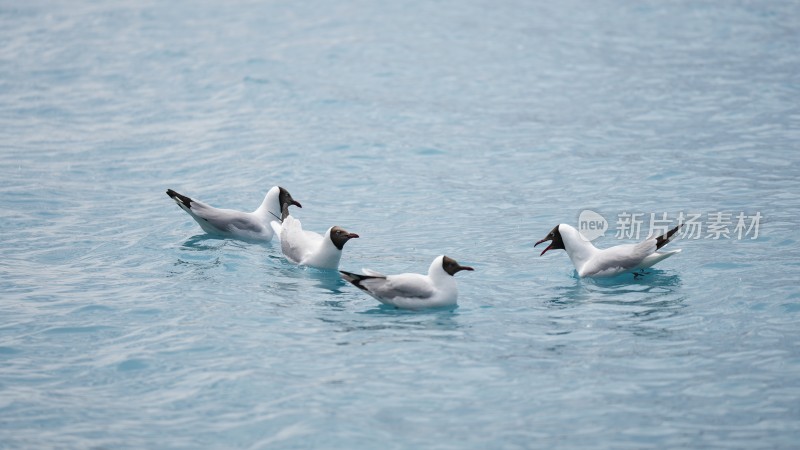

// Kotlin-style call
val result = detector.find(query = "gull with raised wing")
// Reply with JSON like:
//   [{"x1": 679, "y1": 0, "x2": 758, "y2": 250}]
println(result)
[
  {"x1": 340, "y1": 255, "x2": 474, "y2": 310},
  {"x1": 166, "y1": 186, "x2": 301, "y2": 242},
  {"x1": 535, "y1": 223, "x2": 683, "y2": 278},
  {"x1": 278, "y1": 206, "x2": 359, "y2": 270}
]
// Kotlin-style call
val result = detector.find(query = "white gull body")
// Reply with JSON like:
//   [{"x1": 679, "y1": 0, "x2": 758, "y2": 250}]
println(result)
[
  {"x1": 340, "y1": 255, "x2": 474, "y2": 310},
  {"x1": 166, "y1": 186, "x2": 300, "y2": 242},
  {"x1": 535, "y1": 223, "x2": 682, "y2": 278},
  {"x1": 278, "y1": 213, "x2": 358, "y2": 270}
]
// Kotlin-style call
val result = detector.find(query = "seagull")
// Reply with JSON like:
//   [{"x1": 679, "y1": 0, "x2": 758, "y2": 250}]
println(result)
[
  {"x1": 534, "y1": 223, "x2": 683, "y2": 278},
  {"x1": 277, "y1": 206, "x2": 359, "y2": 270},
  {"x1": 166, "y1": 186, "x2": 301, "y2": 242},
  {"x1": 340, "y1": 255, "x2": 474, "y2": 310}
]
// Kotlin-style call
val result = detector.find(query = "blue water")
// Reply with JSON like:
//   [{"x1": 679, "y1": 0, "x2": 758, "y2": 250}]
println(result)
[{"x1": 2, "y1": 0, "x2": 800, "y2": 448}]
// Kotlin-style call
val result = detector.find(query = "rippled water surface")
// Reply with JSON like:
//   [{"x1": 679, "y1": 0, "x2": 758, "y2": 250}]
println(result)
[{"x1": 2, "y1": 0, "x2": 799, "y2": 448}]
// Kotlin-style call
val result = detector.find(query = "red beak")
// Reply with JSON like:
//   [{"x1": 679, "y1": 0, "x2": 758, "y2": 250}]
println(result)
[{"x1": 534, "y1": 238, "x2": 552, "y2": 256}]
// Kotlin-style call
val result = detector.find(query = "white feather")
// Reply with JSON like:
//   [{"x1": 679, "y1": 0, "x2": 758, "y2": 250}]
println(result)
[{"x1": 279, "y1": 215, "x2": 351, "y2": 270}]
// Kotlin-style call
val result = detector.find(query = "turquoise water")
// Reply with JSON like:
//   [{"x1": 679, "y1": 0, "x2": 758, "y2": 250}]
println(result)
[{"x1": 2, "y1": 0, "x2": 800, "y2": 448}]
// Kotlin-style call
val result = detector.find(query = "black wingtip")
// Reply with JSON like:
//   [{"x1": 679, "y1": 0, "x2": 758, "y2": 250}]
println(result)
[
  {"x1": 656, "y1": 223, "x2": 683, "y2": 250},
  {"x1": 339, "y1": 270, "x2": 379, "y2": 292},
  {"x1": 339, "y1": 270, "x2": 355, "y2": 279},
  {"x1": 166, "y1": 189, "x2": 193, "y2": 209}
]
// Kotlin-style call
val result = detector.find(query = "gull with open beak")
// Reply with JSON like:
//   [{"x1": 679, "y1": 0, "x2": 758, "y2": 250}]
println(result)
[{"x1": 535, "y1": 223, "x2": 683, "y2": 277}]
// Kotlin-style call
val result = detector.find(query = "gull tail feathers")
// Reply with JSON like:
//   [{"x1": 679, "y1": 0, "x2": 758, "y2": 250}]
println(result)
[
  {"x1": 166, "y1": 189, "x2": 193, "y2": 210},
  {"x1": 340, "y1": 270, "x2": 385, "y2": 292},
  {"x1": 655, "y1": 223, "x2": 683, "y2": 250}
]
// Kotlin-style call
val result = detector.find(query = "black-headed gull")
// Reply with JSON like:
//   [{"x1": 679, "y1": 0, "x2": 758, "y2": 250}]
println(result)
[
  {"x1": 277, "y1": 209, "x2": 359, "y2": 270},
  {"x1": 340, "y1": 255, "x2": 474, "y2": 310},
  {"x1": 166, "y1": 186, "x2": 301, "y2": 242},
  {"x1": 535, "y1": 223, "x2": 683, "y2": 277}
]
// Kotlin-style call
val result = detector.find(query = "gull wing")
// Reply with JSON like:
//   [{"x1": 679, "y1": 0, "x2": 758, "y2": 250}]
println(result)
[
  {"x1": 361, "y1": 273, "x2": 435, "y2": 300},
  {"x1": 200, "y1": 209, "x2": 264, "y2": 233},
  {"x1": 583, "y1": 239, "x2": 656, "y2": 277},
  {"x1": 280, "y1": 215, "x2": 321, "y2": 263}
]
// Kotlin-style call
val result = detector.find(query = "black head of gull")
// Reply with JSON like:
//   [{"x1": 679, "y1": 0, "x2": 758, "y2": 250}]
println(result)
[
  {"x1": 329, "y1": 226, "x2": 359, "y2": 250},
  {"x1": 442, "y1": 256, "x2": 474, "y2": 276},
  {"x1": 278, "y1": 187, "x2": 301, "y2": 217},
  {"x1": 534, "y1": 225, "x2": 566, "y2": 256},
  {"x1": 278, "y1": 192, "x2": 303, "y2": 222}
]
